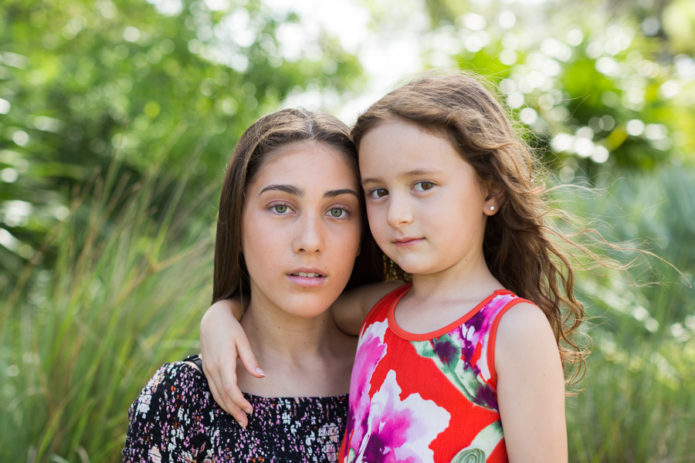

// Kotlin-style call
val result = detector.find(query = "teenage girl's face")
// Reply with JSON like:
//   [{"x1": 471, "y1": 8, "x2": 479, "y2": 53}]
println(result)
[
  {"x1": 242, "y1": 140, "x2": 362, "y2": 318},
  {"x1": 358, "y1": 119, "x2": 498, "y2": 279}
]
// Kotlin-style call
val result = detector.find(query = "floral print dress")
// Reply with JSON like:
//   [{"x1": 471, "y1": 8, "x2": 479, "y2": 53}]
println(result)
[
  {"x1": 124, "y1": 355, "x2": 347, "y2": 462},
  {"x1": 340, "y1": 284, "x2": 527, "y2": 463}
]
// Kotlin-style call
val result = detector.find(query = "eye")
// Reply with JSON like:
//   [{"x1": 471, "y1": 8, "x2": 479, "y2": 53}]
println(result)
[
  {"x1": 414, "y1": 181, "x2": 435, "y2": 192},
  {"x1": 270, "y1": 203, "x2": 292, "y2": 214},
  {"x1": 367, "y1": 188, "x2": 388, "y2": 199},
  {"x1": 327, "y1": 207, "x2": 348, "y2": 218}
]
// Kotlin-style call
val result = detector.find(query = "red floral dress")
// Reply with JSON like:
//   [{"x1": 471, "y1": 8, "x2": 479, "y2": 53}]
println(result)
[{"x1": 340, "y1": 284, "x2": 528, "y2": 462}]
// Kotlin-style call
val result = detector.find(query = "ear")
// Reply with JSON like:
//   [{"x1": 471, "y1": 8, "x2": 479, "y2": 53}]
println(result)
[{"x1": 483, "y1": 182, "x2": 504, "y2": 216}]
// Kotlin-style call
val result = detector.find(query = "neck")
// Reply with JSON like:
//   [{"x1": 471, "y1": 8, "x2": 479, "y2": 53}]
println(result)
[
  {"x1": 236, "y1": 297, "x2": 356, "y2": 398},
  {"x1": 410, "y1": 253, "x2": 502, "y2": 304},
  {"x1": 241, "y1": 301, "x2": 336, "y2": 362}
]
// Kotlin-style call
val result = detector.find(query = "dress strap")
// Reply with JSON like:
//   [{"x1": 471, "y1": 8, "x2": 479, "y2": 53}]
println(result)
[{"x1": 183, "y1": 353, "x2": 204, "y2": 373}]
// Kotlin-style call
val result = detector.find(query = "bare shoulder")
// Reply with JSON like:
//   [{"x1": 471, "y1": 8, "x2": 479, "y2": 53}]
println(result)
[
  {"x1": 497, "y1": 302, "x2": 552, "y2": 335},
  {"x1": 494, "y1": 302, "x2": 567, "y2": 461},
  {"x1": 495, "y1": 302, "x2": 561, "y2": 371}
]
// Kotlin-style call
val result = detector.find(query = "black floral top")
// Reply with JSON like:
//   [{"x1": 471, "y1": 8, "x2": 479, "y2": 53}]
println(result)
[{"x1": 123, "y1": 355, "x2": 348, "y2": 462}]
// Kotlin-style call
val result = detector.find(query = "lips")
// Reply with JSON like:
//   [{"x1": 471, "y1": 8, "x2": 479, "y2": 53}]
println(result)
[
  {"x1": 289, "y1": 271, "x2": 324, "y2": 278},
  {"x1": 287, "y1": 268, "x2": 327, "y2": 287},
  {"x1": 392, "y1": 237, "x2": 424, "y2": 246}
]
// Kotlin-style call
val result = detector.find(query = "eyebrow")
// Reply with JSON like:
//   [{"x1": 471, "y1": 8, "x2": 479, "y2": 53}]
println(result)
[
  {"x1": 259, "y1": 184, "x2": 301, "y2": 196},
  {"x1": 361, "y1": 168, "x2": 439, "y2": 185},
  {"x1": 325, "y1": 188, "x2": 360, "y2": 199},
  {"x1": 259, "y1": 184, "x2": 360, "y2": 199}
]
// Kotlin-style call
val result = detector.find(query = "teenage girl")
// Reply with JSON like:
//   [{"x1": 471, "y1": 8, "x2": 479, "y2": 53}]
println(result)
[
  {"x1": 124, "y1": 108, "x2": 388, "y2": 461},
  {"x1": 200, "y1": 73, "x2": 586, "y2": 462}
]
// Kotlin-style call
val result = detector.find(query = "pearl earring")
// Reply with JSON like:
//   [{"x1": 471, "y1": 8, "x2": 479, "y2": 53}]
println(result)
[{"x1": 489, "y1": 206, "x2": 495, "y2": 211}]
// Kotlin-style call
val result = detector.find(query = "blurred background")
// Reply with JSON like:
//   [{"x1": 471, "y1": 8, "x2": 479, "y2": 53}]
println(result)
[{"x1": 1, "y1": 0, "x2": 693, "y2": 461}]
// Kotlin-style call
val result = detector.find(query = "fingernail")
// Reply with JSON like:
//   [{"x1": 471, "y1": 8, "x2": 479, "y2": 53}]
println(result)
[
  {"x1": 255, "y1": 367, "x2": 265, "y2": 377},
  {"x1": 245, "y1": 407, "x2": 253, "y2": 414}
]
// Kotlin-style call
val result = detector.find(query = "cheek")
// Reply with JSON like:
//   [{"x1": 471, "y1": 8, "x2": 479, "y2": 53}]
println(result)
[
  {"x1": 330, "y1": 220, "x2": 361, "y2": 261},
  {"x1": 241, "y1": 212, "x2": 277, "y2": 272},
  {"x1": 366, "y1": 203, "x2": 387, "y2": 238}
]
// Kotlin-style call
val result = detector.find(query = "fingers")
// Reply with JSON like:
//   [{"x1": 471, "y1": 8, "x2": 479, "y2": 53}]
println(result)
[
  {"x1": 201, "y1": 349, "x2": 253, "y2": 427},
  {"x1": 198, "y1": 300, "x2": 262, "y2": 427},
  {"x1": 235, "y1": 329, "x2": 265, "y2": 378},
  {"x1": 206, "y1": 367, "x2": 249, "y2": 428}
]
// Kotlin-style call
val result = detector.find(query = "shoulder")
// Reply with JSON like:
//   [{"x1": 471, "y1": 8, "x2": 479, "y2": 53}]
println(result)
[
  {"x1": 494, "y1": 302, "x2": 562, "y2": 378},
  {"x1": 135, "y1": 361, "x2": 208, "y2": 406},
  {"x1": 127, "y1": 361, "x2": 212, "y2": 433},
  {"x1": 493, "y1": 302, "x2": 568, "y2": 461},
  {"x1": 495, "y1": 302, "x2": 556, "y2": 353},
  {"x1": 497, "y1": 301, "x2": 550, "y2": 336},
  {"x1": 124, "y1": 361, "x2": 216, "y2": 459}
]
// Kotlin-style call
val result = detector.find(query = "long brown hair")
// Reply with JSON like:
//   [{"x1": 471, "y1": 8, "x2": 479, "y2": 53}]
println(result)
[
  {"x1": 213, "y1": 108, "x2": 386, "y2": 304},
  {"x1": 352, "y1": 73, "x2": 587, "y2": 382}
]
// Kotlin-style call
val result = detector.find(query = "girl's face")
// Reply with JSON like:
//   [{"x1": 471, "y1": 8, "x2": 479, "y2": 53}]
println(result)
[
  {"x1": 241, "y1": 140, "x2": 362, "y2": 318},
  {"x1": 358, "y1": 119, "x2": 498, "y2": 279}
]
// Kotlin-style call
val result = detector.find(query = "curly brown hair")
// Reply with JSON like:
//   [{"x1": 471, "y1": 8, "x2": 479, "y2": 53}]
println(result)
[{"x1": 351, "y1": 72, "x2": 587, "y2": 383}]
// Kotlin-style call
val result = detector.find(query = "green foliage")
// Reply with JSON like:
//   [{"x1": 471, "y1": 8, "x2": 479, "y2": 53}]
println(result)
[
  {"x1": 0, "y1": 0, "x2": 363, "y2": 280},
  {"x1": 0, "y1": 162, "x2": 215, "y2": 461},
  {"x1": 415, "y1": 0, "x2": 695, "y2": 178},
  {"x1": 559, "y1": 166, "x2": 695, "y2": 461},
  {"x1": 3, "y1": 164, "x2": 693, "y2": 461},
  {"x1": 2, "y1": 0, "x2": 694, "y2": 460}
]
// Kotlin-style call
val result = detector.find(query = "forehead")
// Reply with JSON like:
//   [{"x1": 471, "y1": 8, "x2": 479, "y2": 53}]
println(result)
[
  {"x1": 252, "y1": 140, "x2": 358, "y2": 186},
  {"x1": 357, "y1": 120, "x2": 461, "y2": 172}
]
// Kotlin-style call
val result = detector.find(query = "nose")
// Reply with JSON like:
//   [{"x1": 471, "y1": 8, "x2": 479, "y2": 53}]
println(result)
[
  {"x1": 386, "y1": 193, "x2": 413, "y2": 228},
  {"x1": 293, "y1": 212, "x2": 323, "y2": 254}
]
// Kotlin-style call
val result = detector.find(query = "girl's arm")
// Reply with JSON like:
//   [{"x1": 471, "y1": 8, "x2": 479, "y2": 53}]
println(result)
[
  {"x1": 199, "y1": 280, "x2": 402, "y2": 423},
  {"x1": 331, "y1": 280, "x2": 403, "y2": 335},
  {"x1": 199, "y1": 299, "x2": 262, "y2": 427},
  {"x1": 495, "y1": 303, "x2": 568, "y2": 463}
]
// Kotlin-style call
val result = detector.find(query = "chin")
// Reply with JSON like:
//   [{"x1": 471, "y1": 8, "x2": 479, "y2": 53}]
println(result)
[
  {"x1": 281, "y1": 295, "x2": 336, "y2": 319},
  {"x1": 286, "y1": 306, "x2": 332, "y2": 319},
  {"x1": 389, "y1": 257, "x2": 430, "y2": 275}
]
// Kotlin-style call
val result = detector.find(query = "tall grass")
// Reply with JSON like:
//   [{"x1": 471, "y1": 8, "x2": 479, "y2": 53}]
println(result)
[
  {"x1": 563, "y1": 166, "x2": 695, "y2": 462},
  {"x1": 0, "y1": 162, "x2": 693, "y2": 461},
  {"x1": 0, "y1": 160, "x2": 218, "y2": 461}
]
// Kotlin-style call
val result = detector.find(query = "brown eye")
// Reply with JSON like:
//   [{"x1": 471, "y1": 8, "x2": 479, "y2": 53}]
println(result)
[
  {"x1": 368, "y1": 188, "x2": 388, "y2": 199},
  {"x1": 414, "y1": 181, "x2": 434, "y2": 192}
]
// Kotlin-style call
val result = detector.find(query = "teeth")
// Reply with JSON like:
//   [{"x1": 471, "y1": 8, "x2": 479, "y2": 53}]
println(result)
[{"x1": 295, "y1": 272, "x2": 321, "y2": 277}]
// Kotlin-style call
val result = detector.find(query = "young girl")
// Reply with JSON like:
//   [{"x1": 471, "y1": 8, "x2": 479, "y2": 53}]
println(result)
[
  {"x1": 123, "y1": 108, "x2": 388, "y2": 462},
  {"x1": 201, "y1": 73, "x2": 585, "y2": 462}
]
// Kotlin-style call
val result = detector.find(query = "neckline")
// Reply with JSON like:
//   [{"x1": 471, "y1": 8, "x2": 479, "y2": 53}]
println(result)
[
  {"x1": 387, "y1": 284, "x2": 512, "y2": 341},
  {"x1": 242, "y1": 391, "x2": 348, "y2": 401},
  {"x1": 178, "y1": 360, "x2": 348, "y2": 401}
]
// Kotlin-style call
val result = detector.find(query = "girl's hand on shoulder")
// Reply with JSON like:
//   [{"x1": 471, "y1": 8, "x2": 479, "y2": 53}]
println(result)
[
  {"x1": 495, "y1": 302, "x2": 568, "y2": 463},
  {"x1": 200, "y1": 299, "x2": 264, "y2": 427}
]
